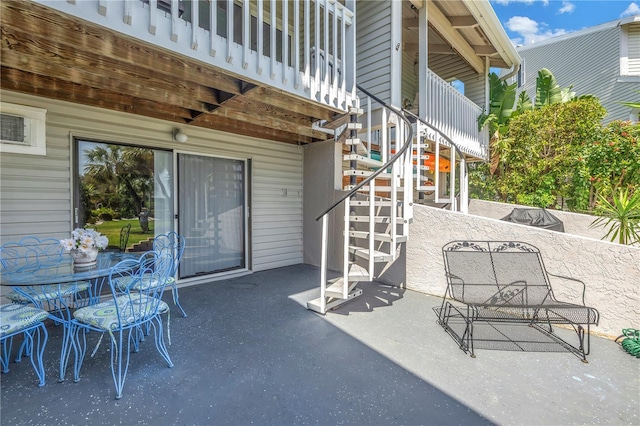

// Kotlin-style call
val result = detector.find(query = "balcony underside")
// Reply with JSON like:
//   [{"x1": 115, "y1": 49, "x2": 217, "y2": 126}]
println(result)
[{"x1": 0, "y1": 1, "x2": 337, "y2": 145}]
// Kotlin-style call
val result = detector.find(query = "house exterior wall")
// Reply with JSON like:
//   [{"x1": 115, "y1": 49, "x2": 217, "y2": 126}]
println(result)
[
  {"x1": 303, "y1": 140, "x2": 344, "y2": 271},
  {"x1": 0, "y1": 90, "x2": 304, "y2": 272},
  {"x1": 462, "y1": 73, "x2": 487, "y2": 109},
  {"x1": 516, "y1": 22, "x2": 640, "y2": 122},
  {"x1": 356, "y1": 0, "x2": 392, "y2": 105}
]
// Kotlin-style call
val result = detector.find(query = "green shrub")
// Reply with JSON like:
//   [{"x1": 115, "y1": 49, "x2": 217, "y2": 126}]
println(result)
[{"x1": 92, "y1": 207, "x2": 117, "y2": 221}]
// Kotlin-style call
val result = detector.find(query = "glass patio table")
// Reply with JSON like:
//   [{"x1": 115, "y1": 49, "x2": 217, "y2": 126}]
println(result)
[{"x1": 0, "y1": 251, "x2": 139, "y2": 382}]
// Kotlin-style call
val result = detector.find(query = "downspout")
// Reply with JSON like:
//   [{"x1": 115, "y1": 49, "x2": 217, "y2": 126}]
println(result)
[{"x1": 499, "y1": 63, "x2": 520, "y2": 82}]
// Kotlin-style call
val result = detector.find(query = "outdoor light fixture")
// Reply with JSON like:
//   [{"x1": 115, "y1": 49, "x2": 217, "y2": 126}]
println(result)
[{"x1": 174, "y1": 128, "x2": 188, "y2": 143}]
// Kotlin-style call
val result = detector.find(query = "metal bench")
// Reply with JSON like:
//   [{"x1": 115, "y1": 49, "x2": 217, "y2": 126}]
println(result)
[{"x1": 436, "y1": 241, "x2": 600, "y2": 363}]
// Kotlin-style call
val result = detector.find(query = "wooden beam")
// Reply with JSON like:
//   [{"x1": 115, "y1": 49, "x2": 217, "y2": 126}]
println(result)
[
  {"x1": 1, "y1": 25, "x2": 231, "y2": 106},
  {"x1": 428, "y1": 3, "x2": 484, "y2": 73},
  {"x1": 212, "y1": 105, "x2": 328, "y2": 140},
  {"x1": 448, "y1": 16, "x2": 479, "y2": 28},
  {"x1": 243, "y1": 87, "x2": 334, "y2": 121},
  {"x1": 196, "y1": 114, "x2": 314, "y2": 144},
  {"x1": 1, "y1": 48, "x2": 216, "y2": 115},
  {"x1": 0, "y1": 1, "x2": 246, "y2": 96},
  {"x1": 403, "y1": 18, "x2": 419, "y2": 29},
  {"x1": 427, "y1": 44, "x2": 457, "y2": 55},
  {"x1": 1, "y1": 68, "x2": 195, "y2": 122},
  {"x1": 471, "y1": 45, "x2": 498, "y2": 56},
  {"x1": 2, "y1": 68, "x2": 311, "y2": 145}
]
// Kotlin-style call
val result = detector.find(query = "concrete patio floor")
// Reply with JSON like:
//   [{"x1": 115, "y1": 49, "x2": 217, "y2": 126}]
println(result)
[{"x1": 1, "y1": 264, "x2": 638, "y2": 425}]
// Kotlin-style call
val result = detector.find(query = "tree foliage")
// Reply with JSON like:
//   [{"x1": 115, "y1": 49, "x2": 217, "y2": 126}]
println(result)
[
  {"x1": 81, "y1": 144, "x2": 154, "y2": 219},
  {"x1": 472, "y1": 69, "x2": 639, "y2": 244},
  {"x1": 489, "y1": 98, "x2": 606, "y2": 207}
]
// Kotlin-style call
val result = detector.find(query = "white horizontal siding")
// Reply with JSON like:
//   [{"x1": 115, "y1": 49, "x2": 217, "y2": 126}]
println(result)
[
  {"x1": 0, "y1": 90, "x2": 304, "y2": 273},
  {"x1": 463, "y1": 75, "x2": 486, "y2": 109}
]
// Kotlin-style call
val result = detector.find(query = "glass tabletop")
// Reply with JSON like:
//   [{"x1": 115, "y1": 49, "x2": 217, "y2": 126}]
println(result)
[{"x1": 0, "y1": 251, "x2": 140, "y2": 286}]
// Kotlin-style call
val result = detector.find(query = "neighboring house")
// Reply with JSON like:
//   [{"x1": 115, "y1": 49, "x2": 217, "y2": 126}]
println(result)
[
  {"x1": 513, "y1": 15, "x2": 640, "y2": 122},
  {"x1": 0, "y1": 0, "x2": 518, "y2": 312}
]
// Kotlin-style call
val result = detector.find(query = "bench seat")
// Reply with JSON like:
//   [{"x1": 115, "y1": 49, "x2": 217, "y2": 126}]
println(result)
[{"x1": 437, "y1": 240, "x2": 600, "y2": 362}]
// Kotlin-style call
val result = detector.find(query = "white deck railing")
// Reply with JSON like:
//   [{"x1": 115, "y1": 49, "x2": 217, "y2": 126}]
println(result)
[
  {"x1": 424, "y1": 69, "x2": 489, "y2": 160},
  {"x1": 39, "y1": 0, "x2": 356, "y2": 111}
]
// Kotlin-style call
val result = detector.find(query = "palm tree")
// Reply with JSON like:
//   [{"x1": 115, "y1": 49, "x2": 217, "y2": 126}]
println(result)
[{"x1": 83, "y1": 144, "x2": 153, "y2": 215}]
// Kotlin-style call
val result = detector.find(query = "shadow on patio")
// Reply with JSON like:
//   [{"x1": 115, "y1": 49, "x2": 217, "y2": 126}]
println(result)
[{"x1": 1, "y1": 264, "x2": 638, "y2": 425}]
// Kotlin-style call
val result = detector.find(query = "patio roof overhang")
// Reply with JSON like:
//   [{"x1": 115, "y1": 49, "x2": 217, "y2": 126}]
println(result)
[
  {"x1": 0, "y1": 1, "x2": 337, "y2": 145},
  {"x1": 407, "y1": 0, "x2": 521, "y2": 80}
]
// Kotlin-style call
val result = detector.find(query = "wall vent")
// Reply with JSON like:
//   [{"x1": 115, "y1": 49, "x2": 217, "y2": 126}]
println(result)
[
  {"x1": 0, "y1": 103, "x2": 46, "y2": 155},
  {"x1": 1, "y1": 113, "x2": 29, "y2": 146}
]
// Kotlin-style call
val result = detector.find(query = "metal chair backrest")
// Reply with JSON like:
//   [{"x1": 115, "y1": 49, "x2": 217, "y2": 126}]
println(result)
[
  {"x1": 153, "y1": 232, "x2": 185, "y2": 276},
  {"x1": 443, "y1": 241, "x2": 553, "y2": 306},
  {"x1": 0, "y1": 237, "x2": 64, "y2": 272},
  {"x1": 108, "y1": 251, "x2": 173, "y2": 327},
  {"x1": 119, "y1": 224, "x2": 132, "y2": 252}
]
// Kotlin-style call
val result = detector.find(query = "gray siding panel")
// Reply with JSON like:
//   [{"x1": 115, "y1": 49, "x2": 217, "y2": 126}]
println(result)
[
  {"x1": 0, "y1": 91, "x2": 304, "y2": 273},
  {"x1": 356, "y1": 0, "x2": 392, "y2": 104},
  {"x1": 517, "y1": 25, "x2": 640, "y2": 122},
  {"x1": 464, "y1": 75, "x2": 486, "y2": 109}
]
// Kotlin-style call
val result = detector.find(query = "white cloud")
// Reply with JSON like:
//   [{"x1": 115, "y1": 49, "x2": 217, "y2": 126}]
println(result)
[
  {"x1": 557, "y1": 1, "x2": 575, "y2": 14},
  {"x1": 506, "y1": 16, "x2": 568, "y2": 45},
  {"x1": 620, "y1": 2, "x2": 640, "y2": 17}
]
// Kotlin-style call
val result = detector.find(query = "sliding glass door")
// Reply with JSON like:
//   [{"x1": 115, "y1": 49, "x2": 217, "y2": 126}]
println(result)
[{"x1": 177, "y1": 153, "x2": 247, "y2": 278}]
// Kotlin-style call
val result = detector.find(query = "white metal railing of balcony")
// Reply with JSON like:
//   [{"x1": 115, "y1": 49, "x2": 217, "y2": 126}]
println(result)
[
  {"x1": 424, "y1": 69, "x2": 489, "y2": 160},
  {"x1": 40, "y1": 0, "x2": 356, "y2": 111}
]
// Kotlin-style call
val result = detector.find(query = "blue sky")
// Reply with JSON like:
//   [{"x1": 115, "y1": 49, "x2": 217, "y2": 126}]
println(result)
[{"x1": 490, "y1": 0, "x2": 640, "y2": 46}]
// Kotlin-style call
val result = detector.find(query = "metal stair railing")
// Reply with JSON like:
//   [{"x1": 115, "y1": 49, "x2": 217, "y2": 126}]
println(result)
[
  {"x1": 402, "y1": 108, "x2": 470, "y2": 213},
  {"x1": 313, "y1": 85, "x2": 414, "y2": 314}
]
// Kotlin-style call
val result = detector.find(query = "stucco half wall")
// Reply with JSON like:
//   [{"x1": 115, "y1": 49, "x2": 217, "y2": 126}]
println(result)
[
  {"x1": 394, "y1": 205, "x2": 639, "y2": 338},
  {"x1": 468, "y1": 199, "x2": 618, "y2": 242}
]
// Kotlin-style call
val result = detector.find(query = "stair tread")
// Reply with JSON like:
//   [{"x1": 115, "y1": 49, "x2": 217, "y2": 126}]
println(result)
[
  {"x1": 350, "y1": 200, "x2": 397, "y2": 207},
  {"x1": 345, "y1": 185, "x2": 406, "y2": 192},
  {"x1": 349, "y1": 215, "x2": 406, "y2": 224},
  {"x1": 349, "y1": 246, "x2": 394, "y2": 261},
  {"x1": 343, "y1": 170, "x2": 393, "y2": 178},
  {"x1": 343, "y1": 154, "x2": 384, "y2": 167},
  {"x1": 348, "y1": 231, "x2": 408, "y2": 242}
]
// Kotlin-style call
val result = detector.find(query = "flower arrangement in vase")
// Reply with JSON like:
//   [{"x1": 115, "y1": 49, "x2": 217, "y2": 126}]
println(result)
[{"x1": 60, "y1": 228, "x2": 109, "y2": 266}]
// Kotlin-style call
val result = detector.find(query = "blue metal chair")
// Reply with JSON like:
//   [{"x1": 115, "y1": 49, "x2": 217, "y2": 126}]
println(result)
[
  {"x1": 1, "y1": 237, "x2": 90, "y2": 379},
  {"x1": 0, "y1": 303, "x2": 49, "y2": 387},
  {"x1": 69, "y1": 251, "x2": 174, "y2": 399},
  {"x1": 153, "y1": 232, "x2": 187, "y2": 317},
  {"x1": 1, "y1": 237, "x2": 91, "y2": 313}
]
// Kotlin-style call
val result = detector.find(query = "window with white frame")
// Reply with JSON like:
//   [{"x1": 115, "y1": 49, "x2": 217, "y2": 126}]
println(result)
[
  {"x1": 621, "y1": 22, "x2": 640, "y2": 77},
  {"x1": 0, "y1": 103, "x2": 47, "y2": 155}
]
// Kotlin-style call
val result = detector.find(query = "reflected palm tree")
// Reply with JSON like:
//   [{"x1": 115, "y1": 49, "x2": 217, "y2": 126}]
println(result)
[{"x1": 83, "y1": 145, "x2": 153, "y2": 215}]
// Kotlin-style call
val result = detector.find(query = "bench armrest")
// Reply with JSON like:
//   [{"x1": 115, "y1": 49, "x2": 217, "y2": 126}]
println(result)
[{"x1": 547, "y1": 272, "x2": 586, "y2": 305}]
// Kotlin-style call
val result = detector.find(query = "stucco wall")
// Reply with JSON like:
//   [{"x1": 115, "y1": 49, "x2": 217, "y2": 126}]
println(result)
[
  {"x1": 404, "y1": 205, "x2": 640, "y2": 338},
  {"x1": 469, "y1": 199, "x2": 608, "y2": 241}
]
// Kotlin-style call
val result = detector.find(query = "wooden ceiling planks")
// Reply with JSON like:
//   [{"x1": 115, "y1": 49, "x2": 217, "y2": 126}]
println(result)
[{"x1": 0, "y1": 0, "x2": 331, "y2": 145}]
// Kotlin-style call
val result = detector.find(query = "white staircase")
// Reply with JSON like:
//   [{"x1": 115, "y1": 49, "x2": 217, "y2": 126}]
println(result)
[{"x1": 307, "y1": 89, "x2": 468, "y2": 314}]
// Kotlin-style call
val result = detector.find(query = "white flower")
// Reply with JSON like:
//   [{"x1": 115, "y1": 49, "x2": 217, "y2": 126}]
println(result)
[
  {"x1": 59, "y1": 227, "x2": 109, "y2": 252},
  {"x1": 60, "y1": 239, "x2": 75, "y2": 251},
  {"x1": 94, "y1": 235, "x2": 109, "y2": 250}
]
